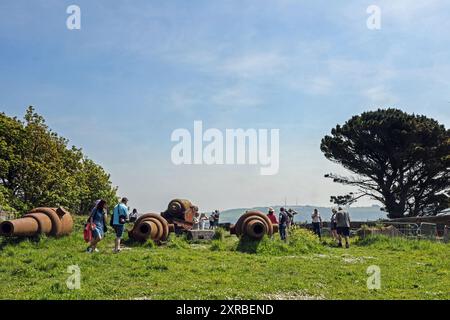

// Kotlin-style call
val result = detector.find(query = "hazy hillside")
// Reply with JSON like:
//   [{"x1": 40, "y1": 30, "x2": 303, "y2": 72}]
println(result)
[{"x1": 219, "y1": 205, "x2": 386, "y2": 224}]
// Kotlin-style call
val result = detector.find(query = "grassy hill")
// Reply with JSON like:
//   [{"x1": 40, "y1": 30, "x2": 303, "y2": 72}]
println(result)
[
  {"x1": 0, "y1": 216, "x2": 448, "y2": 300},
  {"x1": 219, "y1": 205, "x2": 386, "y2": 224}
]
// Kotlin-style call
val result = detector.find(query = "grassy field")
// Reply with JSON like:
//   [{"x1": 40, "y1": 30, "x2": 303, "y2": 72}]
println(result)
[{"x1": 0, "y1": 217, "x2": 448, "y2": 300}]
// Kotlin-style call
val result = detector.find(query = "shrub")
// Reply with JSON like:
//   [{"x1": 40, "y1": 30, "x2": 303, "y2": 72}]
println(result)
[
  {"x1": 213, "y1": 228, "x2": 226, "y2": 241},
  {"x1": 210, "y1": 240, "x2": 226, "y2": 251},
  {"x1": 235, "y1": 228, "x2": 324, "y2": 255},
  {"x1": 167, "y1": 234, "x2": 190, "y2": 249}
]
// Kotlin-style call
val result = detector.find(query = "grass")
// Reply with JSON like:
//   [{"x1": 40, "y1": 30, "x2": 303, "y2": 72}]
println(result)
[{"x1": 0, "y1": 217, "x2": 448, "y2": 300}]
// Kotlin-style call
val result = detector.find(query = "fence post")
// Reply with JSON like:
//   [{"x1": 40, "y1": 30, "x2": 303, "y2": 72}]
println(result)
[{"x1": 444, "y1": 226, "x2": 449, "y2": 243}]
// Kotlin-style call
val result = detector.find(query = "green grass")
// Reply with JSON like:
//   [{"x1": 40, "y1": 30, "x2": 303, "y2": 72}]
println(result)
[{"x1": 0, "y1": 217, "x2": 448, "y2": 300}]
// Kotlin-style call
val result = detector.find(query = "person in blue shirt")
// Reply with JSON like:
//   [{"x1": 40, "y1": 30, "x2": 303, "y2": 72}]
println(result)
[
  {"x1": 87, "y1": 199, "x2": 107, "y2": 253},
  {"x1": 112, "y1": 197, "x2": 129, "y2": 253}
]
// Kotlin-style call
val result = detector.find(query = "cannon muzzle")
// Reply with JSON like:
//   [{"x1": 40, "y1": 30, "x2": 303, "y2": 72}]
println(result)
[
  {"x1": 0, "y1": 207, "x2": 73, "y2": 238},
  {"x1": 128, "y1": 213, "x2": 171, "y2": 242},
  {"x1": 230, "y1": 210, "x2": 278, "y2": 240}
]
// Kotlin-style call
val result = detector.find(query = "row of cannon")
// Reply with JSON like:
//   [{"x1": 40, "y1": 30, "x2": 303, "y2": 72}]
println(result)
[{"x1": 0, "y1": 199, "x2": 279, "y2": 242}]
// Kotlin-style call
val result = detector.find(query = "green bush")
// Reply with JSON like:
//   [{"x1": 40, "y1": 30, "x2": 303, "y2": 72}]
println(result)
[
  {"x1": 210, "y1": 240, "x2": 226, "y2": 251},
  {"x1": 167, "y1": 233, "x2": 190, "y2": 249},
  {"x1": 213, "y1": 227, "x2": 226, "y2": 241},
  {"x1": 235, "y1": 228, "x2": 324, "y2": 256}
]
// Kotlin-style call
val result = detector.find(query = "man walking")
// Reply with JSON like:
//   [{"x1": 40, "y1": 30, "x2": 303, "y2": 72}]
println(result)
[{"x1": 112, "y1": 197, "x2": 129, "y2": 253}]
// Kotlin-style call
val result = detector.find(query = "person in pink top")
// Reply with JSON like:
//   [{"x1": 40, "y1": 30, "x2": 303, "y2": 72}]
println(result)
[{"x1": 267, "y1": 207, "x2": 278, "y2": 224}]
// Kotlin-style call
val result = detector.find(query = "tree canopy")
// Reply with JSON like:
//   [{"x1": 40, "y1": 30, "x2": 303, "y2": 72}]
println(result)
[
  {"x1": 0, "y1": 107, "x2": 118, "y2": 214},
  {"x1": 321, "y1": 108, "x2": 450, "y2": 219}
]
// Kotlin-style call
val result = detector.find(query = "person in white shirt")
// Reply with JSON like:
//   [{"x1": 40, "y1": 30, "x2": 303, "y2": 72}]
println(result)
[
  {"x1": 193, "y1": 212, "x2": 200, "y2": 230},
  {"x1": 311, "y1": 209, "x2": 322, "y2": 240},
  {"x1": 199, "y1": 213, "x2": 209, "y2": 230}
]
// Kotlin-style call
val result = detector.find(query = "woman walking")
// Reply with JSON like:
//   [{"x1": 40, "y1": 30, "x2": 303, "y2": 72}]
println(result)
[{"x1": 87, "y1": 199, "x2": 107, "y2": 253}]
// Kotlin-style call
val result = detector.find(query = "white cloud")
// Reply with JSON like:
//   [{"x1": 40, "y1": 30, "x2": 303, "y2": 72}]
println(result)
[
  {"x1": 363, "y1": 86, "x2": 397, "y2": 105},
  {"x1": 219, "y1": 52, "x2": 287, "y2": 78},
  {"x1": 211, "y1": 86, "x2": 262, "y2": 109}
]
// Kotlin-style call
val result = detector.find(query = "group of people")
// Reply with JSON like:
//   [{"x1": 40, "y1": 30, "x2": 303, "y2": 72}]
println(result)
[
  {"x1": 267, "y1": 207, "x2": 297, "y2": 240},
  {"x1": 86, "y1": 198, "x2": 353, "y2": 253},
  {"x1": 266, "y1": 206, "x2": 352, "y2": 247},
  {"x1": 192, "y1": 210, "x2": 220, "y2": 230},
  {"x1": 86, "y1": 197, "x2": 132, "y2": 254}
]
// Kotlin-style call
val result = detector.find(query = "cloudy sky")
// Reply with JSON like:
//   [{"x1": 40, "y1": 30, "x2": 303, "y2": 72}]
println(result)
[{"x1": 1, "y1": 1, "x2": 449, "y2": 212}]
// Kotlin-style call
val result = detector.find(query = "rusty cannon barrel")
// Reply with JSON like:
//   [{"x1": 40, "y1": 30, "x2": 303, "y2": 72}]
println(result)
[
  {"x1": 230, "y1": 210, "x2": 278, "y2": 240},
  {"x1": 128, "y1": 213, "x2": 172, "y2": 242},
  {"x1": 0, "y1": 207, "x2": 73, "y2": 238},
  {"x1": 161, "y1": 199, "x2": 198, "y2": 231}
]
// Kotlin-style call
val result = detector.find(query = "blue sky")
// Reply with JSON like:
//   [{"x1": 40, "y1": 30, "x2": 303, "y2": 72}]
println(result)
[{"x1": 1, "y1": 0, "x2": 449, "y2": 212}]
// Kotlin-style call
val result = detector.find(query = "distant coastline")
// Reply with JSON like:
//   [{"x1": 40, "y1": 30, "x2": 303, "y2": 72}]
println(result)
[{"x1": 219, "y1": 205, "x2": 385, "y2": 224}]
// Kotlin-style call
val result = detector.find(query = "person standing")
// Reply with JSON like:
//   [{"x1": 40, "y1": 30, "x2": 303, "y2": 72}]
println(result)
[
  {"x1": 129, "y1": 208, "x2": 138, "y2": 223},
  {"x1": 213, "y1": 210, "x2": 220, "y2": 228},
  {"x1": 287, "y1": 209, "x2": 297, "y2": 228},
  {"x1": 193, "y1": 212, "x2": 200, "y2": 230},
  {"x1": 112, "y1": 197, "x2": 129, "y2": 253},
  {"x1": 311, "y1": 208, "x2": 322, "y2": 240},
  {"x1": 209, "y1": 213, "x2": 215, "y2": 229},
  {"x1": 86, "y1": 199, "x2": 107, "y2": 253},
  {"x1": 330, "y1": 208, "x2": 338, "y2": 241},
  {"x1": 267, "y1": 208, "x2": 278, "y2": 224},
  {"x1": 199, "y1": 213, "x2": 209, "y2": 230},
  {"x1": 279, "y1": 207, "x2": 289, "y2": 241},
  {"x1": 336, "y1": 207, "x2": 351, "y2": 248}
]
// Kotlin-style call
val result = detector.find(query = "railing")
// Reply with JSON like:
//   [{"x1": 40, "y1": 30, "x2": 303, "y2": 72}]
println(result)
[
  {"x1": 305, "y1": 221, "x2": 447, "y2": 242},
  {"x1": 417, "y1": 222, "x2": 438, "y2": 240},
  {"x1": 358, "y1": 221, "x2": 445, "y2": 242}
]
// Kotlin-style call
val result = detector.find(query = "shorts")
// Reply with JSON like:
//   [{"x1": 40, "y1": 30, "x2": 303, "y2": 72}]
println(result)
[
  {"x1": 337, "y1": 227, "x2": 350, "y2": 237},
  {"x1": 331, "y1": 222, "x2": 337, "y2": 230},
  {"x1": 113, "y1": 225, "x2": 125, "y2": 238}
]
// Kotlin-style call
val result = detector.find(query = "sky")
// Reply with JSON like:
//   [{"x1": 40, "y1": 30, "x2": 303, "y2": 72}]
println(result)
[{"x1": 0, "y1": 1, "x2": 449, "y2": 213}]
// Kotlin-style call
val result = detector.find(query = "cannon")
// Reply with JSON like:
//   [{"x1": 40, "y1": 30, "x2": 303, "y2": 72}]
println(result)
[
  {"x1": 0, "y1": 207, "x2": 73, "y2": 238},
  {"x1": 161, "y1": 199, "x2": 199, "y2": 231},
  {"x1": 128, "y1": 199, "x2": 199, "y2": 243},
  {"x1": 128, "y1": 213, "x2": 173, "y2": 242},
  {"x1": 230, "y1": 210, "x2": 278, "y2": 240}
]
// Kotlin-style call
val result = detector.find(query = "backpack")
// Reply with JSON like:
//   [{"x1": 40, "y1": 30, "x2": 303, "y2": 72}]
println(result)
[
  {"x1": 110, "y1": 204, "x2": 126, "y2": 226},
  {"x1": 84, "y1": 223, "x2": 95, "y2": 242}
]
